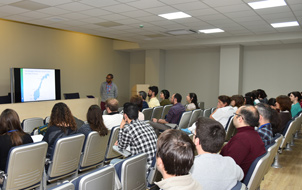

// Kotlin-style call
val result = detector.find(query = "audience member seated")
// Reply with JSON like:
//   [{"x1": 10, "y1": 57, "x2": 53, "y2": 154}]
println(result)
[
  {"x1": 255, "y1": 103, "x2": 274, "y2": 146},
  {"x1": 147, "y1": 86, "x2": 160, "y2": 108},
  {"x1": 139, "y1": 91, "x2": 149, "y2": 110},
  {"x1": 289, "y1": 91, "x2": 302, "y2": 118},
  {"x1": 150, "y1": 93, "x2": 185, "y2": 135},
  {"x1": 220, "y1": 105, "x2": 266, "y2": 177},
  {"x1": 191, "y1": 117, "x2": 243, "y2": 190},
  {"x1": 130, "y1": 95, "x2": 144, "y2": 120},
  {"x1": 42, "y1": 102, "x2": 77, "y2": 158},
  {"x1": 160, "y1": 89, "x2": 171, "y2": 107},
  {"x1": 0, "y1": 109, "x2": 33, "y2": 171},
  {"x1": 210, "y1": 95, "x2": 236, "y2": 128},
  {"x1": 275, "y1": 95, "x2": 292, "y2": 134},
  {"x1": 257, "y1": 89, "x2": 268, "y2": 104},
  {"x1": 116, "y1": 103, "x2": 157, "y2": 167},
  {"x1": 102, "y1": 98, "x2": 123, "y2": 130},
  {"x1": 244, "y1": 92, "x2": 256, "y2": 105},
  {"x1": 155, "y1": 129, "x2": 202, "y2": 190},
  {"x1": 230, "y1": 95, "x2": 244, "y2": 109},
  {"x1": 186, "y1": 93, "x2": 199, "y2": 111},
  {"x1": 268, "y1": 98, "x2": 277, "y2": 110},
  {"x1": 252, "y1": 90, "x2": 261, "y2": 105},
  {"x1": 78, "y1": 105, "x2": 108, "y2": 140}
]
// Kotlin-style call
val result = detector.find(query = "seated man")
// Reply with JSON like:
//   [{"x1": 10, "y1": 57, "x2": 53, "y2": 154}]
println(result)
[
  {"x1": 255, "y1": 103, "x2": 274, "y2": 146},
  {"x1": 117, "y1": 102, "x2": 157, "y2": 167},
  {"x1": 150, "y1": 93, "x2": 185, "y2": 135},
  {"x1": 191, "y1": 117, "x2": 244, "y2": 190},
  {"x1": 220, "y1": 105, "x2": 266, "y2": 177},
  {"x1": 148, "y1": 86, "x2": 160, "y2": 108},
  {"x1": 155, "y1": 129, "x2": 202, "y2": 190},
  {"x1": 210, "y1": 95, "x2": 236, "y2": 128},
  {"x1": 102, "y1": 98, "x2": 123, "y2": 130}
]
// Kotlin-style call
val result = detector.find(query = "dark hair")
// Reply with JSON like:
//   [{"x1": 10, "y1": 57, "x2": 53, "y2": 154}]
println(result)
[
  {"x1": 49, "y1": 102, "x2": 76, "y2": 131},
  {"x1": 255, "y1": 103, "x2": 272, "y2": 121},
  {"x1": 270, "y1": 109, "x2": 281, "y2": 133},
  {"x1": 105, "y1": 98, "x2": 119, "y2": 112},
  {"x1": 0, "y1": 109, "x2": 27, "y2": 146},
  {"x1": 130, "y1": 95, "x2": 143, "y2": 111},
  {"x1": 149, "y1": 86, "x2": 158, "y2": 96},
  {"x1": 195, "y1": 117, "x2": 225, "y2": 153},
  {"x1": 87, "y1": 105, "x2": 108, "y2": 136},
  {"x1": 161, "y1": 90, "x2": 170, "y2": 99},
  {"x1": 276, "y1": 95, "x2": 291, "y2": 111},
  {"x1": 239, "y1": 105, "x2": 259, "y2": 127},
  {"x1": 257, "y1": 89, "x2": 267, "y2": 99},
  {"x1": 245, "y1": 92, "x2": 255, "y2": 105},
  {"x1": 156, "y1": 129, "x2": 195, "y2": 176},
  {"x1": 268, "y1": 98, "x2": 276, "y2": 107},
  {"x1": 218, "y1": 95, "x2": 231, "y2": 106},
  {"x1": 231, "y1": 95, "x2": 244, "y2": 107},
  {"x1": 139, "y1": 91, "x2": 147, "y2": 100},
  {"x1": 107, "y1": 74, "x2": 114, "y2": 79},
  {"x1": 290, "y1": 91, "x2": 302, "y2": 101},
  {"x1": 252, "y1": 90, "x2": 260, "y2": 99},
  {"x1": 123, "y1": 102, "x2": 138, "y2": 120},
  {"x1": 174, "y1": 93, "x2": 182, "y2": 103},
  {"x1": 189, "y1": 93, "x2": 199, "y2": 109}
]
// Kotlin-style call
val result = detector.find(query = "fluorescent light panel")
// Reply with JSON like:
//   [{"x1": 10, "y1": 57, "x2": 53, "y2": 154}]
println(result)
[
  {"x1": 271, "y1": 21, "x2": 299, "y2": 28},
  {"x1": 199, "y1": 28, "x2": 224, "y2": 34},
  {"x1": 248, "y1": 0, "x2": 286, "y2": 9},
  {"x1": 158, "y1": 12, "x2": 191, "y2": 20}
]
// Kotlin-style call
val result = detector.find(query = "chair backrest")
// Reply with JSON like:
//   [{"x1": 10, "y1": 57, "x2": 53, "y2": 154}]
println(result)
[
  {"x1": 147, "y1": 155, "x2": 162, "y2": 189},
  {"x1": 22, "y1": 117, "x2": 44, "y2": 133},
  {"x1": 64, "y1": 93, "x2": 80, "y2": 99},
  {"x1": 243, "y1": 151, "x2": 270, "y2": 190},
  {"x1": 114, "y1": 153, "x2": 148, "y2": 190},
  {"x1": 263, "y1": 135, "x2": 282, "y2": 176},
  {"x1": 211, "y1": 107, "x2": 217, "y2": 113},
  {"x1": 47, "y1": 134, "x2": 85, "y2": 182},
  {"x1": 45, "y1": 116, "x2": 50, "y2": 124},
  {"x1": 104, "y1": 126, "x2": 122, "y2": 162},
  {"x1": 161, "y1": 104, "x2": 173, "y2": 119},
  {"x1": 198, "y1": 102, "x2": 205, "y2": 110},
  {"x1": 72, "y1": 165, "x2": 115, "y2": 190},
  {"x1": 280, "y1": 119, "x2": 296, "y2": 149},
  {"x1": 118, "y1": 107, "x2": 124, "y2": 113},
  {"x1": 177, "y1": 111, "x2": 192, "y2": 130},
  {"x1": 3, "y1": 141, "x2": 47, "y2": 190},
  {"x1": 188, "y1": 109, "x2": 201, "y2": 128},
  {"x1": 103, "y1": 109, "x2": 108, "y2": 115},
  {"x1": 142, "y1": 107, "x2": 153, "y2": 121},
  {"x1": 231, "y1": 181, "x2": 247, "y2": 190},
  {"x1": 203, "y1": 108, "x2": 212, "y2": 118},
  {"x1": 79, "y1": 131, "x2": 110, "y2": 172},
  {"x1": 48, "y1": 182, "x2": 75, "y2": 190},
  {"x1": 151, "y1": 106, "x2": 163, "y2": 120},
  {"x1": 225, "y1": 116, "x2": 236, "y2": 141}
]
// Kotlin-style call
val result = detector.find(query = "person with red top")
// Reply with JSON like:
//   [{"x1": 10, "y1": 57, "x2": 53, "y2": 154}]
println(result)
[{"x1": 220, "y1": 105, "x2": 266, "y2": 178}]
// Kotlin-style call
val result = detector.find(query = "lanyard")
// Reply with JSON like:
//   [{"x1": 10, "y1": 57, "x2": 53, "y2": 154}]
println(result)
[
  {"x1": 258, "y1": 123, "x2": 270, "y2": 130},
  {"x1": 8, "y1": 129, "x2": 18, "y2": 133}
]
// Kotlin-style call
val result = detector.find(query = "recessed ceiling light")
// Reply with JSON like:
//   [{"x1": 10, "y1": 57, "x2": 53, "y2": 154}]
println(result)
[
  {"x1": 158, "y1": 12, "x2": 191, "y2": 20},
  {"x1": 271, "y1": 21, "x2": 299, "y2": 28},
  {"x1": 248, "y1": 0, "x2": 286, "y2": 10},
  {"x1": 198, "y1": 28, "x2": 224, "y2": 34}
]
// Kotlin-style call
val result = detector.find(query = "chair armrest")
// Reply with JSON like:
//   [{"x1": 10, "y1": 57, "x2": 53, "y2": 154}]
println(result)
[{"x1": 113, "y1": 146, "x2": 131, "y2": 158}]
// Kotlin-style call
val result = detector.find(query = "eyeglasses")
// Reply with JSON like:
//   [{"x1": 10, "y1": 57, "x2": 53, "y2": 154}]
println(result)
[
  {"x1": 106, "y1": 77, "x2": 112, "y2": 79},
  {"x1": 234, "y1": 113, "x2": 244, "y2": 120}
]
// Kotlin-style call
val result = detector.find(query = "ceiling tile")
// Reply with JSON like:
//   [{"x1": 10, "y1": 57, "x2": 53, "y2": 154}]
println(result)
[
  {"x1": 80, "y1": 0, "x2": 119, "y2": 7},
  {"x1": 31, "y1": 0, "x2": 72, "y2": 6},
  {"x1": 101, "y1": 14, "x2": 129, "y2": 21},
  {"x1": 202, "y1": 0, "x2": 243, "y2": 7},
  {"x1": 60, "y1": 12, "x2": 90, "y2": 20},
  {"x1": 120, "y1": 10, "x2": 152, "y2": 18},
  {"x1": 127, "y1": 0, "x2": 165, "y2": 9},
  {"x1": 171, "y1": 2, "x2": 209, "y2": 11},
  {"x1": 9, "y1": 0, "x2": 50, "y2": 11},
  {"x1": 37, "y1": 7, "x2": 70, "y2": 15},
  {"x1": 80, "y1": 8, "x2": 112, "y2": 17},
  {"x1": 0, "y1": 5, "x2": 29, "y2": 14},
  {"x1": 57, "y1": 2, "x2": 93, "y2": 11},
  {"x1": 19, "y1": 11, "x2": 50, "y2": 18},
  {"x1": 214, "y1": 4, "x2": 251, "y2": 13},
  {"x1": 145, "y1": 6, "x2": 178, "y2": 14},
  {"x1": 102, "y1": 4, "x2": 137, "y2": 13}
]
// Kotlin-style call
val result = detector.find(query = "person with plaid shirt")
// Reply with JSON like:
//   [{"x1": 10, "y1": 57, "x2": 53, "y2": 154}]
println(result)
[
  {"x1": 117, "y1": 102, "x2": 157, "y2": 166},
  {"x1": 255, "y1": 103, "x2": 274, "y2": 146}
]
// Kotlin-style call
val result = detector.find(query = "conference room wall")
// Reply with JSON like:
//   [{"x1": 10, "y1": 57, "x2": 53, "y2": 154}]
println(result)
[
  {"x1": 0, "y1": 19, "x2": 130, "y2": 105},
  {"x1": 242, "y1": 43, "x2": 302, "y2": 99}
]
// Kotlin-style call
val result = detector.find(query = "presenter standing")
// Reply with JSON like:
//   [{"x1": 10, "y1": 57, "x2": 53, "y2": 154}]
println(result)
[{"x1": 100, "y1": 74, "x2": 118, "y2": 111}]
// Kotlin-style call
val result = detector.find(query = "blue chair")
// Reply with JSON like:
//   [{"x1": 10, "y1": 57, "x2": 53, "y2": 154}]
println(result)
[
  {"x1": 104, "y1": 126, "x2": 123, "y2": 164},
  {"x1": 0, "y1": 142, "x2": 47, "y2": 190},
  {"x1": 231, "y1": 181, "x2": 247, "y2": 190},
  {"x1": 243, "y1": 151, "x2": 270, "y2": 190},
  {"x1": 114, "y1": 153, "x2": 148, "y2": 190},
  {"x1": 147, "y1": 155, "x2": 162, "y2": 190},
  {"x1": 72, "y1": 165, "x2": 115, "y2": 190}
]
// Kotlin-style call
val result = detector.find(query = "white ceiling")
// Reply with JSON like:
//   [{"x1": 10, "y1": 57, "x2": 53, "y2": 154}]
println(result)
[{"x1": 1, "y1": 0, "x2": 302, "y2": 50}]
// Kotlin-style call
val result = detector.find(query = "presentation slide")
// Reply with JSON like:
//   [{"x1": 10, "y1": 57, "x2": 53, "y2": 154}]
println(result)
[{"x1": 21, "y1": 68, "x2": 56, "y2": 102}]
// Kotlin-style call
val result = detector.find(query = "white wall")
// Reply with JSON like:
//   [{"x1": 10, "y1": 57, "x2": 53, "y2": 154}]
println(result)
[{"x1": 242, "y1": 43, "x2": 302, "y2": 99}]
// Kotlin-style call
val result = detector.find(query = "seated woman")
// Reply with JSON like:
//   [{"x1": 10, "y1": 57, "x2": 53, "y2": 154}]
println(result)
[
  {"x1": 0, "y1": 109, "x2": 33, "y2": 171},
  {"x1": 230, "y1": 95, "x2": 244, "y2": 110},
  {"x1": 186, "y1": 93, "x2": 199, "y2": 111},
  {"x1": 78, "y1": 105, "x2": 108, "y2": 140},
  {"x1": 275, "y1": 95, "x2": 292, "y2": 135},
  {"x1": 160, "y1": 89, "x2": 171, "y2": 106},
  {"x1": 139, "y1": 91, "x2": 149, "y2": 110},
  {"x1": 42, "y1": 102, "x2": 77, "y2": 158},
  {"x1": 130, "y1": 95, "x2": 145, "y2": 120},
  {"x1": 289, "y1": 91, "x2": 302, "y2": 118},
  {"x1": 268, "y1": 98, "x2": 277, "y2": 110}
]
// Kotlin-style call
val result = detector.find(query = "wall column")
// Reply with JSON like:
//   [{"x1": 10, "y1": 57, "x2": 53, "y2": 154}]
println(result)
[{"x1": 219, "y1": 45, "x2": 243, "y2": 96}]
